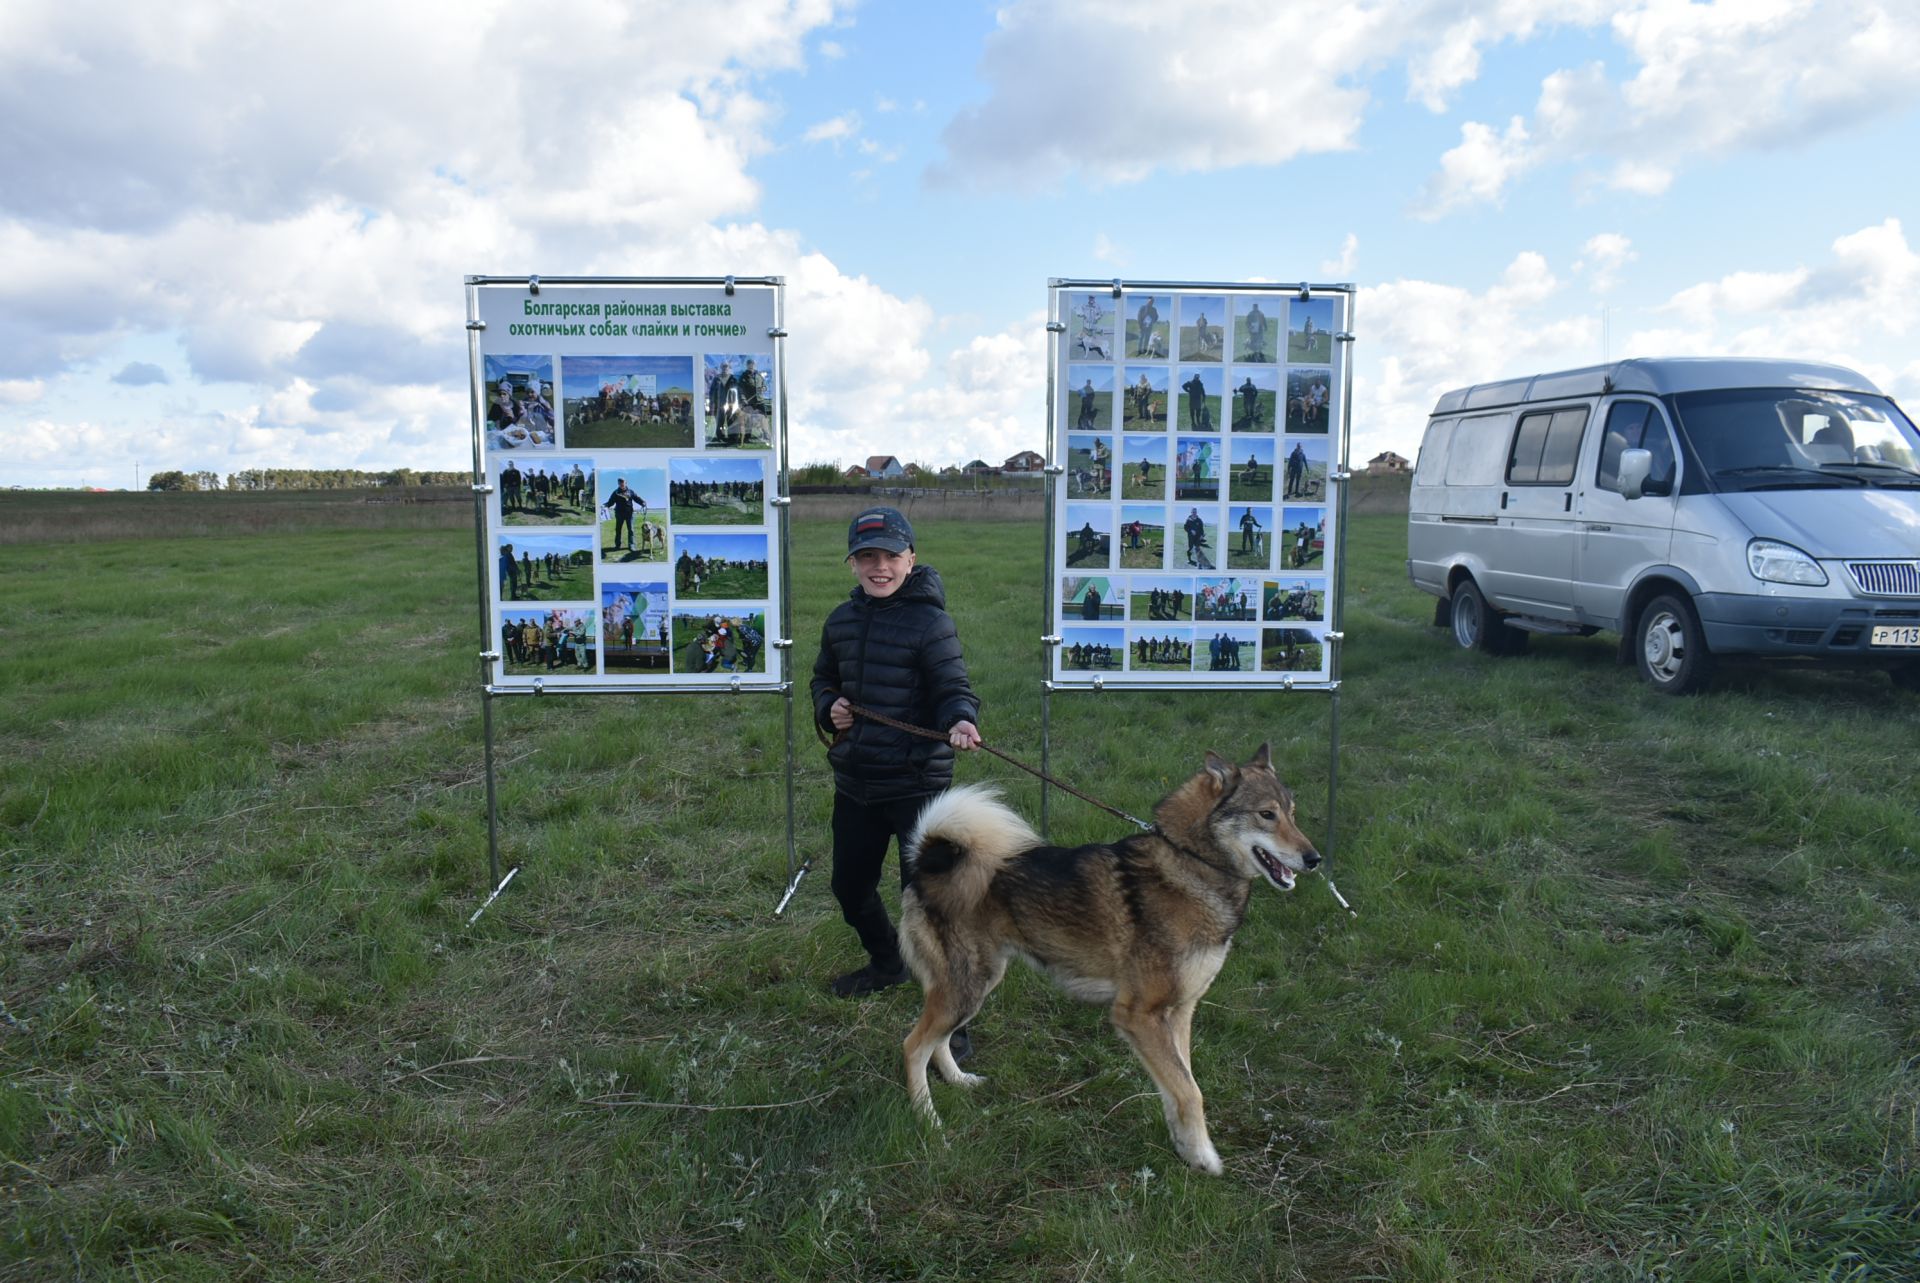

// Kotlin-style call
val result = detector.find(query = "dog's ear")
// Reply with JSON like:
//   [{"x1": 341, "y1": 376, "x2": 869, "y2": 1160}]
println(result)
[
  {"x1": 1203, "y1": 750, "x2": 1235, "y2": 792},
  {"x1": 1249, "y1": 742, "x2": 1273, "y2": 773}
]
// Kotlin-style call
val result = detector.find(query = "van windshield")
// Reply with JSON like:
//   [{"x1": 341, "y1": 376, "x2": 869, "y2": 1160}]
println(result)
[{"x1": 1671, "y1": 388, "x2": 1920, "y2": 491}]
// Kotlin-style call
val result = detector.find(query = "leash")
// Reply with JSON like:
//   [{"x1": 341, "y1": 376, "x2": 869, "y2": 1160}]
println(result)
[
  {"x1": 820, "y1": 693, "x2": 1154, "y2": 831},
  {"x1": 777, "y1": 693, "x2": 1358, "y2": 919}
]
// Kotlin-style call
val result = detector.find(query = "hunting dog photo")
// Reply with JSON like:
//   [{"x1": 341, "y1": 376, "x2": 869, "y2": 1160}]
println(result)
[{"x1": 898, "y1": 745, "x2": 1319, "y2": 1174}]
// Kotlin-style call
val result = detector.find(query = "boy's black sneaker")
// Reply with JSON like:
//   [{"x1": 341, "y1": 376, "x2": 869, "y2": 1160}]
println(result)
[{"x1": 830, "y1": 961, "x2": 909, "y2": 998}]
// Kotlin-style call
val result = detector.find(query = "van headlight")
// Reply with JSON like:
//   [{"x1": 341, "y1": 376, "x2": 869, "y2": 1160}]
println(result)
[{"x1": 1747, "y1": 539, "x2": 1828, "y2": 586}]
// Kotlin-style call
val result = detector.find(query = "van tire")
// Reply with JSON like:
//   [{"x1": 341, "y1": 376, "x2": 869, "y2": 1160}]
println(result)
[
  {"x1": 1450, "y1": 580, "x2": 1518, "y2": 656},
  {"x1": 1636, "y1": 592, "x2": 1714, "y2": 694}
]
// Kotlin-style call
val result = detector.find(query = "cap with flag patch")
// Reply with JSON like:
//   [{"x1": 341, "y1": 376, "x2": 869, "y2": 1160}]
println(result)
[{"x1": 846, "y1": 506, "x2": 914, "y2": 556}]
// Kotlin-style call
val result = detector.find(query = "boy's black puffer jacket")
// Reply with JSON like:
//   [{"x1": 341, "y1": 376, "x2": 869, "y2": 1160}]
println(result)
[{"x1": 810, "y1": 565, "x2": 980, "y2": 805}]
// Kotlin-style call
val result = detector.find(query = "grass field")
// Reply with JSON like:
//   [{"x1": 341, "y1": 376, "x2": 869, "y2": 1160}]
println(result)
[
  {"x1": 1122, "y1": 462, "x2": 1167, "y2": 500},
  {"x1": 563, "y1": 410, "x2": 696, "y2": 449},
  {"x1": 2, "y1": 503, "x2": 1917, "y2": 1280},
  {"x1": 670, "y1": 494, "x2": 760, "y2": 526}
]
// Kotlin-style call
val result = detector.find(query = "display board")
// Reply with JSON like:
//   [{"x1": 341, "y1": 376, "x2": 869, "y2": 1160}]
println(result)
[
  {"x1": 467, "y1": 278, "x2": 785, "y2": 690},
  {"x1": 1047, "y1": 281, "x2": 1350, "y2": 688}
]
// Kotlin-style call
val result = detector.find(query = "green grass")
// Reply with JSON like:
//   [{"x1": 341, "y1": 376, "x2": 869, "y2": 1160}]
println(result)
[{"x1": 1, "y1": 509, "x2": 1917, "y2": 1279}]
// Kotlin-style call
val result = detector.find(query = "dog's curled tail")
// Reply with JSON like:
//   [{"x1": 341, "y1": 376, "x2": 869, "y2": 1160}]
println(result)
[{"x1": 906, "y1": 784, "x2": 1039, "y2": 913}]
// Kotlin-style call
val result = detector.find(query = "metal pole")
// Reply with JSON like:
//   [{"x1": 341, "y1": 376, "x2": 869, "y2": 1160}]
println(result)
[
  {"x1": 772, "y1": 282, "x2": 807, "y2": 911},
  {"x1": 1040, "y1": 285, "x2": 1067, "y2": 839},
  {"x1": 1323, "y1": 288, "x2": 1359, "y2": 917},
  {"x1": 465, "y1": 279, "x2": 517, "y2": 921}
]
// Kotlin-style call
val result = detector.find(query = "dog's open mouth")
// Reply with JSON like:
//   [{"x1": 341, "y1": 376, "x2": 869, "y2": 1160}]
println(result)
[{"x1": 1252, "y1": 844, "x2": 1296, "y2": 891}]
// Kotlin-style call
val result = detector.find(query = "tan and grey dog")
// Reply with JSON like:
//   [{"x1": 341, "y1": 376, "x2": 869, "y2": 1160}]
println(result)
[{"x1": 898, "y1": 744, "x2": 1319, "y2": 1175}]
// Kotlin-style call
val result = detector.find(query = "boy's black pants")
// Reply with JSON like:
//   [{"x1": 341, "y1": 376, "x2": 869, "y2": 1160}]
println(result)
[{"x1": 829, "y1": 791, "x2": 932, "y2": 969}]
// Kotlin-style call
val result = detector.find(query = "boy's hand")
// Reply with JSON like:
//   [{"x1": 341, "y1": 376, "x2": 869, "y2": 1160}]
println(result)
[
  {"x1": 948, "y1": 720, "x2": 982, "y2": 751},
  {"x1": 829, "y1": 697, "x2": 854, "y2": 731}
]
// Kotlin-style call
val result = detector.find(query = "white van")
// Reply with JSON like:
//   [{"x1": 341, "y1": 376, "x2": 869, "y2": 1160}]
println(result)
[{"x1": 1407, "y1": 358, "x2": 1920, "y2": 693}]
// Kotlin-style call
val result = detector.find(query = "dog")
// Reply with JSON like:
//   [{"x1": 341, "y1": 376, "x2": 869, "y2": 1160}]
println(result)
[
  {"x1": 1074, "y1": 332, "x2": 1111, "y2": 360},
  {"x1": 898, "y1": 745, "x2": 1320, "y2": 1174}
]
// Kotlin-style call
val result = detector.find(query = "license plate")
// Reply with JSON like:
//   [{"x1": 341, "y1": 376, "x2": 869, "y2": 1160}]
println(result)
[{"x1": 1870, "y1": 624, "x2": 1920, "y2": 648}]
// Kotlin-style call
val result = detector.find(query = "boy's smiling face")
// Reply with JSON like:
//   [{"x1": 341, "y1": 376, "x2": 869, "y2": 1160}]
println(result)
[{"x1": 850, "y1": 547, "x2": 915, "y2": 598}]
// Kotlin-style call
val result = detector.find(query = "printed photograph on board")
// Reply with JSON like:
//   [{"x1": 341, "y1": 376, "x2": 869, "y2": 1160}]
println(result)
[
  {"x1": 1229, "y1": 367, "x2": 1279, "y2": 433},
  {"x1": 1176, "y1": 366, "x2": 1223, "y2": 433},
  {"x1": 1061, "y1": 575, "x2": 1122, "y2": 621},
  {"x1": 1060, "y1": 626, "x2": 1126, "y2": 672},
  {"x1": 1066, "y1": 291, "x2": 1118, "y2": 361},
  {"x1": 1280, "y1": 438, "x2": 1330, "y2": 502},
  {"x1": 1228, "y1": 438, "x2": 1276, "y2": 501},
  {"x1": 1171, "y1": 506, "x2": 1219, "y2": 571},
  {"x1": 703, "y1": 354, "x2": 774, "y2": 448},
  {"x1": 496, "y1": 534, "x2": 595, "y2": 603},
  {"x1": 1131, "y1": 575, "x2": 1194, "y2": 622},
  {"x1": 1129, "y1": 627, "x2": 1193, "y2": 671},
  {"x1": 598, "y1": 468, "x2": 668, "y2": 564},
  {"x1": 1121, "y1": 366, "x2": 1169, "y2": 430},
  {"x1": 1064, "y1": 503, "x2": 1113, "y2": 570},
  {"x1": 499, "y1": 458, "x2": 595, "y2": 526},
  {"x1": 673, "y1": 533, "x2": 769, "y2": 599},
  {"x1": 1227, "y1": 505, "x2": 1274, "y2": 570},
  {"x1": 1196, "y1": 576, "x2": 1259, "y2": 622},
  {"x1": 671, "y1": 609, "x2": 769, "y2": 675},
  {"x1": 670, "y1": 456, "x2": 765, "y2": 526},
  {"x1": 1285, "y1": 368, "x2": 1333, "y2": 433},
  {"x1": 1233, "y1": 298, "x2": 1278, "y2": 364},
  {"x1": 1262, "y1": 626, "x2": 1324, "y2": 673},
  {"x1": 1067, "y1": 365, "x2": 1114, "y2": 434},
  {"x1": 1116, "y1": 503, "x2": 1166, "y2": 568},
  {"x1": 1126, "y1": 294, "x2": 1170, "y2": 359},
  {"x1": 601, "y1": 582, "x2": 670, "y2": 673},
  {"x1": 1177, "y1": 295, "x2": 1227, "y2": 362},
  {"x1": 1287, "y1": 297, "x2": 1337, "y2": 363},
  {"x1": 1121, "y1": 434, "x2": 1168, "y2": 499},
  {"x1": 1264, "y1": 577, "x2": 1328, "y2": 622},
  {"x1": 1282, "y1": 506, "x2": 1327, "y2": 570},
  {"x1": 562, "y1": 355, "x2": 696, "y2": 448},
  {"x1": 1067, "y1": 432, "x2": 1114, "y2": 498},
  {"x1": 1173, "y1": 435, "x2": 1221, "y2": 500},
  {"x1": 483, "y1": 355, "x2": 557, "y2": 450},
  {"x1": 1195, "y1": 627, "x2": 1258, "y2": 673},
  {"x1": 499, "y1": 607, "x2": 597, "y2": 677}
]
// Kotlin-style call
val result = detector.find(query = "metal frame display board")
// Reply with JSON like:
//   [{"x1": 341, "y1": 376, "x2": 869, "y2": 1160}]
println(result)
[
  {"x1": 1041, "y1": 278, "x2": 1357, "y2": 906},
  {"x1": 463, "y1": 275, "x2": 798, "y2": 920}
]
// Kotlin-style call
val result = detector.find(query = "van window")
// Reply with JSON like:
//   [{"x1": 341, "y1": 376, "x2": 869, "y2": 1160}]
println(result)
[
  {"x1": 1444, "y1": 413, "x2": 1511, "y2": 485},
  {"x1": 1414, "y1": 418, "x2": 1454, "y2": 484},
  {"x1": 1596, "y1": 401, "x2": 1677, "y2": 494},
  {"x1": 1507, "y1": 407, "x2": 1589, "y2": 485}
]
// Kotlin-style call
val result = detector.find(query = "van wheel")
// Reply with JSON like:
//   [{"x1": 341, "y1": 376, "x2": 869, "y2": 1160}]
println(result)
[
  {"x1": 1450, "y1": 580, "x2": 1517, "y2": 655},
  {"x1": 1637, "y1": 593, "x2": 1714, "y2": 694}
]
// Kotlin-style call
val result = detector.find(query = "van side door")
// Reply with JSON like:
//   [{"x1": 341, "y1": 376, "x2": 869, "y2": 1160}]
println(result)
[
  {"x1": 1572, "y1": 397, "x2": 1681, "y2": 627},
  {"x1": 1493, "y1": 404, "x2": 1589, "y2": 617}
]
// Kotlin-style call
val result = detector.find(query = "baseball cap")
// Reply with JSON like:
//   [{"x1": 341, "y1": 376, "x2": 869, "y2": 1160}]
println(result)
[{"x1": 846, "y1": 506, "x2": 913, "y2": 556}]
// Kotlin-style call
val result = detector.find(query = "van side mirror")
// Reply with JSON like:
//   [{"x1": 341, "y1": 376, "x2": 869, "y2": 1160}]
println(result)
[{"x1": 1618, "y1": 448, "x2": 1652, "y2": 500}]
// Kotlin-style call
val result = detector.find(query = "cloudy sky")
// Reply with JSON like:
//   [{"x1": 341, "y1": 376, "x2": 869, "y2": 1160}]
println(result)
[{"x1": 4, "y1": 0, "x2": 1918, "y2": 488}]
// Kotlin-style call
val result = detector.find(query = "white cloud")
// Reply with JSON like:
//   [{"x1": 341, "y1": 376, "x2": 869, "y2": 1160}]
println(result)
[
  {"x1": 0, "y1": 377, "x2": 46, "y2": 405},
  {"x1": 1092, "y1": 233, "x2": 1127, "y2": 267},
  {"x1": 1422, "y1": 0, "x2": 1920, "y2": 212},
  {"x1": 1573, "y1": 232, "x2": 1635, "y2": 293},
  {"x1": 1320, "y1": 233, "x2": 1359, "y2": 278},
  {"x1": 1419, "y1": 117, "x2": 1533, "y2": 217},
  {"x1": 803, "y1": 111, "x2": 862, "y2": 146}
]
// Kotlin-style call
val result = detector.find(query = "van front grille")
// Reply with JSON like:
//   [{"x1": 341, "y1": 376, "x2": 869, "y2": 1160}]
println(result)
[{"x1": 1845, "y1": 561, "x2": 1920, "y2": 596}]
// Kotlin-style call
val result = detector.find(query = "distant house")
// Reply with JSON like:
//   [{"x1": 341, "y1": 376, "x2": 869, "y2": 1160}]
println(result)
[
  {"x1": 1368, "y1": 451, "x2": 1411, "y2": 474},
  {"x1": 845, "y1": 465, "x2": 871, "y2": 480},
  {"x1": 864, "y1": 455, "x2": 907, "y2": 479},
  {"x1": 962, "y1": 458, "x2": 997, "y2": 476},
  {"x1": 1002, "y1": 450, "x2": 1045, "y2": 474}
]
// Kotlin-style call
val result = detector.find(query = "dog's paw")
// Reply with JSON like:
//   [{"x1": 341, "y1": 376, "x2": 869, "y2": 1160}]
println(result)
[
  {"x1": 948, "y1": 1071, "x2": 985, "y2": 1090},
  {"x1": 1180, "y1": 1141, "x2": 1224, "y2": 1176}
]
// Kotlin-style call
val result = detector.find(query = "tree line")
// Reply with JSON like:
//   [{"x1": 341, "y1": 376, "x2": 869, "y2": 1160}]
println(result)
[{"x1": 147, "y1": 469, "x2": 470, "y2": 492}]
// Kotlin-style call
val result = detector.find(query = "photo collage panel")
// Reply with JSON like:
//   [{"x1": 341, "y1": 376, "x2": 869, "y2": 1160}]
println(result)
[
  {"x1": 1054, "y1": 287, "x2": 1342, "y2": 683},
  {"x1": 482, "y1": 344, "x2": 778, "y2": 685}
]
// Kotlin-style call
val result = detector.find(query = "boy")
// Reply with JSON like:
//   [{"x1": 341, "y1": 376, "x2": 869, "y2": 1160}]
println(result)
[{"x1": 811, "y1": 507, "x2": 982, "y2": 1020}]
